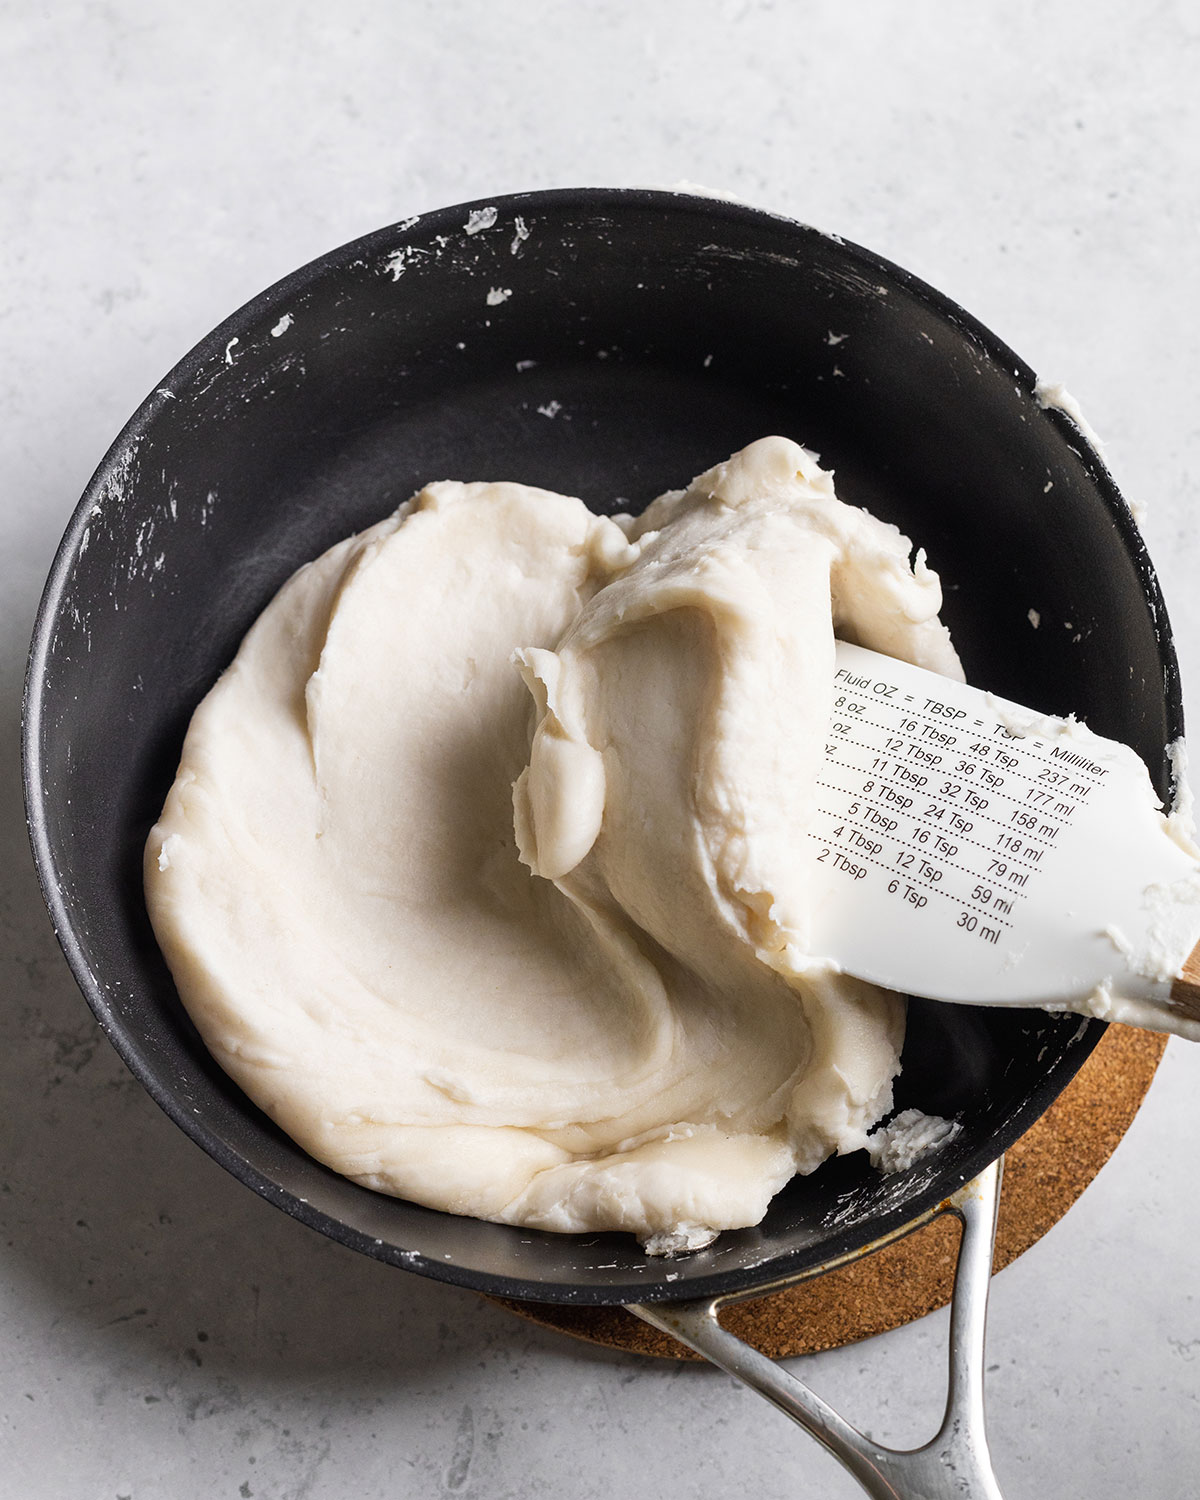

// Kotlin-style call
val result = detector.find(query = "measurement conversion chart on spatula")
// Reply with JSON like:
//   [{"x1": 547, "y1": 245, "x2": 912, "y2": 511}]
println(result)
[{"x1": 806, "y1": 641, "x2": 1190, "y2": 1005}]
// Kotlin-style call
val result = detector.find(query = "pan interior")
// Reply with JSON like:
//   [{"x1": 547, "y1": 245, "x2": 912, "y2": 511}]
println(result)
[{"x1": 25, "y1": 190, "x2": 1174, "y2": 1304}]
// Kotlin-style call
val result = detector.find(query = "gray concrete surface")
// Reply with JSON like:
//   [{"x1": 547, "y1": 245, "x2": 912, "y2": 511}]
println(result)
[{"x1": 3, "y1": 3, "x2": 1198, "y2": 1496}]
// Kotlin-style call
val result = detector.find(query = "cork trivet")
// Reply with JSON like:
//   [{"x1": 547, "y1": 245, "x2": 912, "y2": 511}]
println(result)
[{"x1": 493, "y1": 1026, "x2": 1166, "y2": 1359}]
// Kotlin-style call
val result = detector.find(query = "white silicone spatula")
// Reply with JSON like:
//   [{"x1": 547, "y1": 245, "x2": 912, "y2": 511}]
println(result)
[{"x1": 807, "y1": 642, "x2": 1200, "y2": 1034}]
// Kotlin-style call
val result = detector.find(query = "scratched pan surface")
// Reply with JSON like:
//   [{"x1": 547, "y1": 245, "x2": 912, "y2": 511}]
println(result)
[{"x1": 24, "y1": 189, "x2": 1181, "y2": 1306}]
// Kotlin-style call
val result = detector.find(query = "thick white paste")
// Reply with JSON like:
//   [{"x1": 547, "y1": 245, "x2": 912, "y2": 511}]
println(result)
[{"x1": 146, "y1": 437, "x2": 963, "y2": 1246}]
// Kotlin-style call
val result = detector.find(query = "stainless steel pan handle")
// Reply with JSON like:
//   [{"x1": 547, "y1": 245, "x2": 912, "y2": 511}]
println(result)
[{"x1": 630, "y1": 1157, "x2": 1005, "y2": 1500}]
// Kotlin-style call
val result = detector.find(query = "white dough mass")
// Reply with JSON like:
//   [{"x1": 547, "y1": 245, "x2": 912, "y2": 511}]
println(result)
[{"x1": 145, "y1": 437, "x2": 963, "y2": 1246}]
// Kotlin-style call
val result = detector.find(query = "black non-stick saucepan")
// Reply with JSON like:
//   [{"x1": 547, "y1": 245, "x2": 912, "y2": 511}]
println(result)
[{"x1": 23, "y1": 191, "x2": 1181, "y2": 1499}]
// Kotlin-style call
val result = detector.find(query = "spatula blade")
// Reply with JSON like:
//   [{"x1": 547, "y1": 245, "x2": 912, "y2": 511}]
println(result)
[{"x1": 806, "y1": 643, "x2": 1200, "y2": 1028}]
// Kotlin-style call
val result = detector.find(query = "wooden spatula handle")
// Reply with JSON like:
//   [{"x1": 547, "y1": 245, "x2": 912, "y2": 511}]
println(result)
[{"x1": 1170, "y1": 942, "x2": 1200, "y2": 1022}]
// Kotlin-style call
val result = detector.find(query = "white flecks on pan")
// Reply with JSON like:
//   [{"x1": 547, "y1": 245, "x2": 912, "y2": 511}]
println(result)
[
  {"x1": 271, "y1": 313, "x2": 294, "y2": 337},
  {"x1": 397, "y1": 214, "x2": 421, "y2": 231},
  {"x1": 661, "y1": 178, "x2": 757, "y2": 205},
  {"x1": 486, "y1": 287, "x2": 512, "y2": 306},
  {"x1": 464, "y1": 205, "x2": 498, "y2": 235},
  {"x1": 224, "y1": 337, "x2": 239, "y2": 365},
  {"x1": 384, "y1": 244, "x2": 429, "y2": 280},
  {"x1": 511, "y1": 215, "x2": 530, "y2": 254},
  {"x1": 1035, "y1": 377, "x2": 1138, "y2": 516},
  {"x1": 88, "y1": 435, "x2": 141, "y2": 524},
  {"x1": 826, "y1": 331, "x2": 848, "y2": 346},
  {"x1": 515, "y1": 359, "x2": 536, "y2": 372},
  {"x1": 810, "y1": 259, "x2": 891, "y2": 300},
  {"x1": 537, "y1": 400, "x2": 563, "y2": 419},
  {"x1": 1028, "y1": 608, "x2": 1041, "y2": 629},
  {"x1": 1167, "y1": 739, "x2": 1196, "y2": 844}
]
